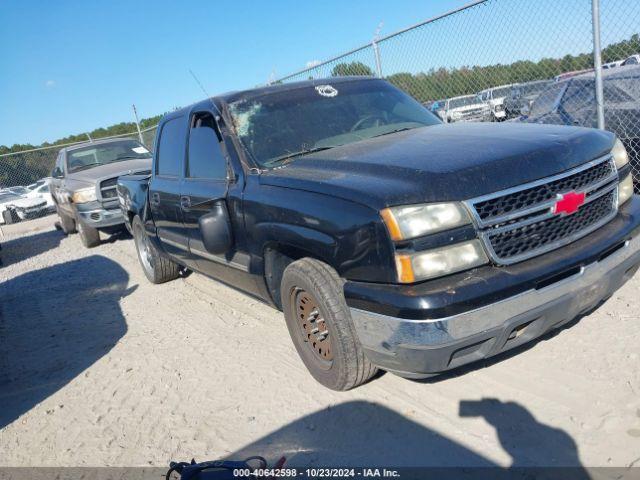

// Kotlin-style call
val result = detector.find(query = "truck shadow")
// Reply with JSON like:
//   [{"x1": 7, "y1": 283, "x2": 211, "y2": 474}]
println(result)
[
  {"x1": 0, "y1": 229, "x2": 65, "y2": 268},
  {"x1": 223, "y1": 400, "x2": 588, "y2": 474},
  {"x1": 0, "y1": 255, "x2": 133, "y2": 429}
]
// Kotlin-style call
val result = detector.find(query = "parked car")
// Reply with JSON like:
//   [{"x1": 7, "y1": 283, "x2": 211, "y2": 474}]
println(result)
[
  {"x1": 504, "y1": 79, "x2": 553, "y2": 118},
  {"x1": 24, "y1": 179, "x2": 55, "y2": 213},
  {"x1": 523, "y1": 65, "x2": 640, "y2": 192},
  {"x1": 27, "y1": 179, "x2": 47, "y2": 190},
  {"x1": 603, "y1": 60, "x2": 624, "y2": 70},
  {"x1": 554, "y1": 69, "x2": 592, "y2": 82},
  {"x1": 478, "y1": 84, "x2": 516, "y2": 121},
  {"x1": 622, "y1": 54, "x2": 640, "y2": 66},
  {"x1": 426, "y1": 99, "x2": 446, "y2": 121},
  {"x1": 118, "y1": 76, "x2": 639, "y2": 391},
  {"x1": 6, "y1": 186, "x2": 30, "y2": 195},
  {"x1": 443, "y1": 94, "x2": 490, "y2": 122},
  {"x1": 50, "y1": 138, "x2": 152, "y2": 247},
  {"x1": 0, "y1": 191, "x2": 49, "y2": 224}
]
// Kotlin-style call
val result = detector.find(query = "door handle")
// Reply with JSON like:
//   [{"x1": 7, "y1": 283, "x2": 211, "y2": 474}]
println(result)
[
  {"x1": 180, "y1": 195, "x2": 191, "y2": 210},
  {"x1": 150, "y1": 192, "x2": 161, "y2": 206}
]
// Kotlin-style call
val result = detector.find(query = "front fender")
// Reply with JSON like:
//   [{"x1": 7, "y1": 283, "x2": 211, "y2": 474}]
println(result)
[
  {"x1": 254, "y1": 222, "x2": 337, "y2": 266},
  {"x1": 243, "y1": 183, "x2": 395, "y2": 283}
]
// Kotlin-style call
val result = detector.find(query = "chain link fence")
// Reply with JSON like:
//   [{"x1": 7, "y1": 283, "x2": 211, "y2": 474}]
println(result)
[
  {"x1": 2, "y1": 0, "x2": 639, "y2": 227},
  {"x1": 0, "y1": 126, "x2": 156, "y2": 225},
  {"x1": 276, "y1": 0, "x2": 640, "y2": 192}
]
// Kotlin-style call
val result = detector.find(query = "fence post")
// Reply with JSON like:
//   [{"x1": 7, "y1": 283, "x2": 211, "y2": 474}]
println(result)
[
  {"x1": 372, "y1": 40, "x2": 383, "y2": 78},
  {"x1": 592, "y1": 0, "x2": 605, "y2": 130},
  {"x1": 132, "y1": 104, "x2": 144, "y2": 144}
]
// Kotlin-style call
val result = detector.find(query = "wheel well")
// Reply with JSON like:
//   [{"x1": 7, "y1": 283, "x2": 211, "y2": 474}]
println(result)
[{"x1": 264, "y1": 245, "x2": 320, "y2": 310}]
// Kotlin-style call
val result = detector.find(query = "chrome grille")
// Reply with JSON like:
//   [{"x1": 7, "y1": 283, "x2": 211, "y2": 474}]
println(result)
[
  {"x1": 100, "y1": 177, "x2": 118, "y2": 199},
  {"x1": 467, "y1": 155, "x2": 619, "y2": 265}
]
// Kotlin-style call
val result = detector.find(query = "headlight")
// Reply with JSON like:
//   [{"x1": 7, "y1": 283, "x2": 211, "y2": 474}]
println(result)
[
  {"x1": 612, "y1": 138, "x2": 629, "y2": 169},
  {"x1": 381, "y1": 202, "x2": 472, "y2": 241},
  {"x1": 618, "y1": 174, "x2": 634, "y2": 205},
  {"x1": 71, "y1": 187, "x2": 97, "y2": 204},
  {"x1": 395, "y1": 240, "x2": 489, "y2": 283},
  {"x1": 451, "y1": 111, "x2": 462, "y2": 119}
]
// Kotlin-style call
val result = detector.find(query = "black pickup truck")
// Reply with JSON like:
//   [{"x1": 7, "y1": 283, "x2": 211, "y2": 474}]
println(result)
[{"x1": 117, "y1": 77, "x2": 640, "y2": 390}]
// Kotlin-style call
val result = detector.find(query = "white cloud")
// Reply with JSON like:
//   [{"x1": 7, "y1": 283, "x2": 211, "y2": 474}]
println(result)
[
  {"x1": 45, "y1": 80, "x2": 56, "y2": 88},
  {"x1": 306, "y1": 60, "x2": 321, "y2": 69}
]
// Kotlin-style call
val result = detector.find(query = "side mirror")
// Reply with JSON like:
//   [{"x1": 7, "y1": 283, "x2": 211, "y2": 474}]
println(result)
[
  {"x1": 198, "y1": 200, "x2": 233, "y2": 255},
  {"x1": 51, "y1": 167, "x2": 63, "y2": 178}
]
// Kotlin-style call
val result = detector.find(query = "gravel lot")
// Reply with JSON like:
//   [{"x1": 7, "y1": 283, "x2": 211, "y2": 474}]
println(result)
[{"x1": 1, "y1": 216, "x2": 639, "y2": 468}]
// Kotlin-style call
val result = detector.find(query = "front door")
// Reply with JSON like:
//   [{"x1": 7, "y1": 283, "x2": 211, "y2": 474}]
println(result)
[{"x1": 181, "y1": 110, "x2": 243, "y2": 282}]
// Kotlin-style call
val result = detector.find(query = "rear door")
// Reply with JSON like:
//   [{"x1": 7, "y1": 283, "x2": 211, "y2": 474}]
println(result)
[
  {"x1": 149, "y1": 115, "x2": 191, "y2": 263},
  {"x1": 181, "y1": 109, "x2": 246, "y2": 282},
  {"x1": 51, "y1": 151, "x2": 73, "y2": 216}
]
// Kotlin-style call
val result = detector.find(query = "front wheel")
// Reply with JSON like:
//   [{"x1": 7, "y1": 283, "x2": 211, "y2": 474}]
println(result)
[
  {"x1": 77, "y1": 219, "x2": 101, "y2": 248},
  {"x1": 56, "y1": 206, "x2": 76, "y2": 234},
  {"x1": 132, "y1": 216, "x2": 180, "y2": 284},
  {"x1": 2, "y1": 209, "x2": 17, "y2": 225},
  {"x1": 280, "y1": 258, "x2": 378, "y2": 391}
]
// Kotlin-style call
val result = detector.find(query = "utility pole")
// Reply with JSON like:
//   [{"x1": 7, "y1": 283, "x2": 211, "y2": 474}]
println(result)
[
  {"x1": 132, "y1": 104, "x2": 144, "y2": 144},
  {"x1": 592, "y1": 0, "x2": 605, "y2": 130},
  {"x1": 372, "y1": 22, "x2": 384, "y2": 78}
]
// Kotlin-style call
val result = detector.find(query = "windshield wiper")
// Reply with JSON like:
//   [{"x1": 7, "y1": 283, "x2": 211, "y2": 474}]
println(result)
[
  {"x1": 70, "y1": 162, "x2": 102, "y2": 172},
  {"x1": 371, "y1": 126, "x2": 416, "y2": 138},
  {"x1": 263, "y1": 146, "x2": 337, "y2": 167}
]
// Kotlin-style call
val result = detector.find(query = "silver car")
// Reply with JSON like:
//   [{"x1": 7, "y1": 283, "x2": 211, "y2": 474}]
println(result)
[{"x1": 50, "y1": 138, "x2": 152, "y2": 247}]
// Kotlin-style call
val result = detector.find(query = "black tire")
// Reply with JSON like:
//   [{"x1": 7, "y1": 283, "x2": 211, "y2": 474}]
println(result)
[
  {"x1": 132, "y1": 216, "x2": 180, "y2": 284},
  {"x1": 77, "y1": 219, "x2": 101, "y2": 248},
  {"x1": 280, "y1": 258, "x2": 378, "y2": 391},
  {"x1": 56, "y1": 206, "x2": 76, "y2": 234},
  {"x1": 3, "y1": 209, "x2": 15, "y2": 225}
]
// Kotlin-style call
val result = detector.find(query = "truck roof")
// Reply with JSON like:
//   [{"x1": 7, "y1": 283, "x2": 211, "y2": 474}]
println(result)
[
  {"x1": 60, "y1": 136, "x2": 142, "y2": 153},
  {"x1": 165, "y1": 76, "x2": 380, "y2": 120}
]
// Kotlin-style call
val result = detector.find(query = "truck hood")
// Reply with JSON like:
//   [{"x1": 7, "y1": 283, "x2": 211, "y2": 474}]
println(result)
[
  {"x1": 259, "y1": 122, "x2": 614, "y2": 210},
  {"x1": 66, "y1": 158, "x2": 152, "y2": 186}
]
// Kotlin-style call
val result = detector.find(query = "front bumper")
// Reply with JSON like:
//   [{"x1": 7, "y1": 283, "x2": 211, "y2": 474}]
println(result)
[
  {"x1": 347, "y1": 198, "x2": 640, "y2": 377},
  {"x1": 15, "y1": 206, "x2": 48, "y2": 219},
  {"x1": 76, "y1": 207, "x2": 124, "y2": 228}
]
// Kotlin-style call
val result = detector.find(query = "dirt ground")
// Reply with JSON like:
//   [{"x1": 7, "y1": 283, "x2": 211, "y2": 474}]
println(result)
[{"x1": 1, "y1": 216, "x2": 639, "y2": 468}]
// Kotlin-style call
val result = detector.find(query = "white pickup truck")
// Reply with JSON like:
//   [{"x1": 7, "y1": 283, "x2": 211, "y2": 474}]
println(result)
[{"x1": 479, "y1": 84, "x2": 516, "y2": 121}]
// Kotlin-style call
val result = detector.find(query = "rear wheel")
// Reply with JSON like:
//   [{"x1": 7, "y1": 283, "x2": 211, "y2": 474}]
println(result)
[
  {"x1": 281, "y1": 258, "x2": 377, "y2": 391},
  {"x1": 77, "y1": 219, "x2": 101, "y2": 248},
  {"x1": 132, "y1": 216, "x2": 180, "y2": 284},
  {"x1": 56, "y1": 206, "x2": 76, "y2": 234}
]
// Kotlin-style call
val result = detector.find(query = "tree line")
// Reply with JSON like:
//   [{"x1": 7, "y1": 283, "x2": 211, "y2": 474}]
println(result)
[
  {"x1": 0, "y1": 114, "x2": 163, "y2": 157},
  {"x1": 331, "y1": 33, "x2": 640, "y2": 103}
]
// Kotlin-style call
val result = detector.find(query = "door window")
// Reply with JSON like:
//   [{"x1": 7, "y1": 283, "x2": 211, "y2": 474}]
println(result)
[
  {"x1": 157, "y1": 116, "x2": 187, "y2": 177},
  {"x1": 187, "y1": 112, "x2": 227, "y2": 179}
]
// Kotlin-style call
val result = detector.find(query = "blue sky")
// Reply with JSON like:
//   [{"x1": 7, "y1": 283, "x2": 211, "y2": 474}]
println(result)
[
  {"x1": 0, "y1": 0, "x2": 470, "y2": 146},
  {"x1": 0, "y1": 0, "x2": 633, "y2": 147}
]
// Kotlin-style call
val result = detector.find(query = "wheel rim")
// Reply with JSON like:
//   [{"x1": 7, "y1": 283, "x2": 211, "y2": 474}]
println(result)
[
  {"x1": 291, "y1": 287, "x2": 333, "y2": 367},
  {"x1": 134, "y1": 224, "x2": 154, "y2": 272}
]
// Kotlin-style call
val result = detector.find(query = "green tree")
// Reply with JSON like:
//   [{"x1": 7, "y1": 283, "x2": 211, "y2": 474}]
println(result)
[{"x1": 331, "y1": 61, "x2": 375, "y2": 77}]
